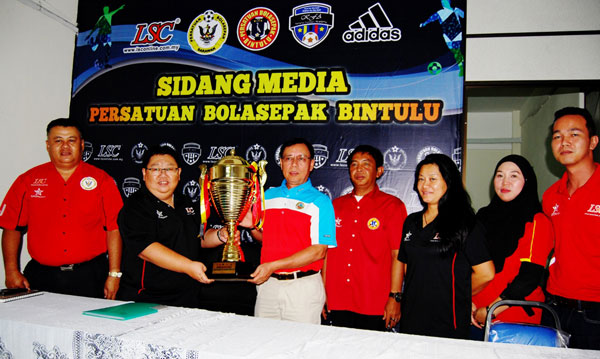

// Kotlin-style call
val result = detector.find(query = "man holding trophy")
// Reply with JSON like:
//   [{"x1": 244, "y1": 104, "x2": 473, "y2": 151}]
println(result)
[
  {"x1": 118, "y1": 145, "x2": 216, "y2": 307},
  {"x1": 249, "y1": 138, "x2": 337, "y2": 324}
]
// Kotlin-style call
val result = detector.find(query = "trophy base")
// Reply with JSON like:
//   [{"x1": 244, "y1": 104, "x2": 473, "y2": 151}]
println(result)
[{"x1": 207, "y1": 261, "x2": 255, "y2": 282}]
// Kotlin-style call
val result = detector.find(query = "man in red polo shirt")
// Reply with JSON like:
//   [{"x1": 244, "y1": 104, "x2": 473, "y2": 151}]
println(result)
[
  {"x1": 542, "y1": 107, "x2": 600, "y2": 350},
  {"x1": 0, "y1": 118, "x2": 123, "y2": 299},
  {"x1": 323, "y1": 145, "x2": 407, "y2": 331}
]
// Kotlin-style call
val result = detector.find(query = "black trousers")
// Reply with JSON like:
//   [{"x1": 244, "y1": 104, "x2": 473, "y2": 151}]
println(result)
[
  {"x1": 327, "y1": 310, "x2": 387, "y2": 332},
  {"x1": 542, "y1": 294, "x2": 600, "y2": 350},
  {"x1": 24, "y1": 253, "x2": 108, "y2": 299}
]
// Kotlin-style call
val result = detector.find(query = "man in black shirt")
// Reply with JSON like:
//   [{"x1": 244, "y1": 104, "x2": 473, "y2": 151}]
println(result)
[{"x1": 117, "y1": 145, "x2": 213, "y2": 307}]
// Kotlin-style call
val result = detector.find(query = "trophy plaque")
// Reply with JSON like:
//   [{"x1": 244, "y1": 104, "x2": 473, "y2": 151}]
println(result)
[{"x1": 199, "y1": 149, "x2": 267, "y2": 281}]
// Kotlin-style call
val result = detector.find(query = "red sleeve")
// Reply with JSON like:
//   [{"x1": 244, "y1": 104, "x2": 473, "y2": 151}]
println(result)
[
  {"x1": 0, "y1": 174, "x2": 29, "y2": 230},
  {"x1": 100, "y1": 173, "x2": 123, "y2": 231},
  {"x1": 520, "y1": 212, "x2": 554, "y2": 266}
]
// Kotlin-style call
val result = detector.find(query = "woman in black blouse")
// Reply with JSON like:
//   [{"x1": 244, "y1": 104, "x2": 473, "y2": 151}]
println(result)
[{"x1": 397, "y1": 154, "x2": 494, "y2": 339}]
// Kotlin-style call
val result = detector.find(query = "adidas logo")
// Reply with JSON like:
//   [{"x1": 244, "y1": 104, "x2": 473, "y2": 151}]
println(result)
[{"x1": 342, "y1": 2, "x2": 401, "y2": 43}]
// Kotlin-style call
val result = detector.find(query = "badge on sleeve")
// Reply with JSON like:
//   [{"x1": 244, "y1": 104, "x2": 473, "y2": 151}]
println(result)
[{"x1": 80, "y1": 177, "x2": 98, "y2": 191}]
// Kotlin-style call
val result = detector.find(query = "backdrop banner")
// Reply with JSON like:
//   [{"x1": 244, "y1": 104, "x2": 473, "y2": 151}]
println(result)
[{"x1": 70, "y1": 0, "x2": 466, "y2": 213}]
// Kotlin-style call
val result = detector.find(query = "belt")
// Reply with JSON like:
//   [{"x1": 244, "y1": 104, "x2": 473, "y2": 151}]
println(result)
[
  {"x1": 550, "y1": 294, "x2": 600, "y2": 310},
  {"x1": 271, "y1": 270, "x2": 318, "y2": 280},
  {"x1": 34, "y1": 253, "x2": 107, "y2": 272}
]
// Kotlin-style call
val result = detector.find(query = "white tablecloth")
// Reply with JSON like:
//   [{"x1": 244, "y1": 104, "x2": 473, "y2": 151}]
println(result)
[{"x1": 0, "y1": 292, "x2": 596, "y2": 359}]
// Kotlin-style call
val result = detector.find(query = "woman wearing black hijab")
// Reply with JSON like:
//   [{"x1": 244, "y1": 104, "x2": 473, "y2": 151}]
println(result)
[{"x1": 472, "y1": 155, "x2": 553, "y2": 328}]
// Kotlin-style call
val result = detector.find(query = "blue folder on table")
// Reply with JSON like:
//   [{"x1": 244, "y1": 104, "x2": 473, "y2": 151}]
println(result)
[{"x1": 83, "y1": 302, "x2": 161, "y2": 320}]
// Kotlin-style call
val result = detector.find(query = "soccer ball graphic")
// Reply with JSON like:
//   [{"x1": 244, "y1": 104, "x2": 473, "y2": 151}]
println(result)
[
  {"x1": 427, "y1": 61, "x2": 442, "y2": 75},
  {"x1": 302, "y1": 32, "x2": 319, "y2": 46},
  {"x1": 204, "y1": 10, "x2": 214, "y2": 23}
]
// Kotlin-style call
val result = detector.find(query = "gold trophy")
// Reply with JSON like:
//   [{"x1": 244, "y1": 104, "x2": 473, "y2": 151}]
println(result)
[{"x1": 199, "y1": 149, "x2": 267, "y2": 281}]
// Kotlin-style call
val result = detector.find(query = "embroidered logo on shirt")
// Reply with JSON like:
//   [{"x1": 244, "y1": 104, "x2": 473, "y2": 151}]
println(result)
[
  {"x1": 80, "y1": 177, "x2": 98, "y2": 191},
  {"x1": 31, "y1": 188, "x2": 45, "y2": 198},
  {"x1": 367, "y1": 217, "x2": 380, "y2": 230},
  {"x1": 551, "y1": 203, "x2": 560, "y2": 217},
  {"x1": 156, "y1": 210, "x2": 168, "y2": 219},
  {"x1": 0, "y1": 204, "x2": 5, "y2": 216},
  {"x1": 431, "y1": 233, "x2": 441, "y2": 243},
  {"x1": 185, "y1": 207, "x2": 196, "y2": 215},
  {"x1": 32, "y1": 178, "x2": 48, "y2": 186},
  {"x1": 585, "y1": 204, "x2": 600, "y2": 217},
  {"x1": 335, "y1": 217, "x2": 342, "y2": 227},
  {"x1": 404, "y1": 231, "x2": 412, "y2": 241},
  {"x1": 296, "y1": 202, "x2": 305, "y2": 210}
]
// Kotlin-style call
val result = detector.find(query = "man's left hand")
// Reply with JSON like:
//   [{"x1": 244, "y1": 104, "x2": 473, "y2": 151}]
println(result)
[{"x1": 383, "y1": 298, "x2": 400, "y2": 329}]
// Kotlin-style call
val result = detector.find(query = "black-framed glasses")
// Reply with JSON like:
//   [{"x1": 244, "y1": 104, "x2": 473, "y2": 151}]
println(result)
[{"x1": 146, "y1": 167, "x2": 179, "y2": 175}]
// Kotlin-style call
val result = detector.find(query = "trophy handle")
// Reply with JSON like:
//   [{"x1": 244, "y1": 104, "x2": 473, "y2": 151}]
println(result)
[
  {"x1": 257, "y1": 160, "x2": 268, "y2": 187},
  {"x1": 198, "y1": 164, "x2": 210, "y2": 235}
]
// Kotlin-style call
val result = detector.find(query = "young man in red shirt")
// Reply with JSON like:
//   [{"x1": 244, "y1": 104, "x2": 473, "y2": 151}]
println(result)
[
  {"x1": 542, "y1": 107, "x2": 600, "y2": 350},
  {"x1": 323, "y1": 145, "x2": 407, "y2": 331}
]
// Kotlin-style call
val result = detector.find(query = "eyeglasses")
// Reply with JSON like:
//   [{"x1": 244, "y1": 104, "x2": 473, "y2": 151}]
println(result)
[
  {"x1": 146, "y1": 167, "x2": 179, "y2": 175},
  {"x1": 282, "y1": 155, "x2": 312, "y2": 164}
]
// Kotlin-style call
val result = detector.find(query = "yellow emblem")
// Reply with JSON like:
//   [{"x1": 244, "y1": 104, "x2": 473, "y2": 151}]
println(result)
[{"x1": 367, "y1": 217, "x2": 380, "y2": 230}]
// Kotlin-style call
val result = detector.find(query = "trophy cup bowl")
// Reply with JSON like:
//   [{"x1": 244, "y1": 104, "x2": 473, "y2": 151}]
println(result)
[{"x1": 200, "y1": 150, "x2": 266, "y2": 281}]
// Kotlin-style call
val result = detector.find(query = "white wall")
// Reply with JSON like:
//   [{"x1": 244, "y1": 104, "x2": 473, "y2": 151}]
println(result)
[
  {"x1": 466, "y1": 0, "x2": 600, "y2": 82},
  {"x1": 521, "y1": 92, "x2": 585, "y2": 194},
  {"x1": 465, "y1": 111, "x2": 517, "y2": 211},
  {"x1": 0, "y1": 0, "x2": 78, "y2": 284}
]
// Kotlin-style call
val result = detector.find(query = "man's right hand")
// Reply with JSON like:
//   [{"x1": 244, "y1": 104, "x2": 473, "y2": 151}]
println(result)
[{"x1": 5, "y1": 270, "x2": 30, "y2": 290}]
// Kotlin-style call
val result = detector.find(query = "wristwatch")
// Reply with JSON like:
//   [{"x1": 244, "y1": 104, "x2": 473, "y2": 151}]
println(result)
[
  {"x1": 389, "y1": 292, "x2": 402, "y2": 303},
  {"x1": 108, "y1": 271, "x2": 122, "y2": 278}
]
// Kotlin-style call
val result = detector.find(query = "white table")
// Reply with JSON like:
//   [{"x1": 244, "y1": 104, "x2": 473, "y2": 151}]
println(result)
[{"x1": 0, "y1": 292, "x2": 596, "y2": 358}]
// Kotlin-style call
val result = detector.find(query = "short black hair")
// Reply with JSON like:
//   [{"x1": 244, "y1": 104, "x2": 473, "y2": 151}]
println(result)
[
  {"x1": 142, "y1": 144, "x2": 180, "y2": 168},
  {"x1": 46, "y1": 118, "x2": 84, "y2": 138},
  {"x1": 347, "y1": 145, "x2": 384, "y2": 168},
  {"x1": 280, "y1": 138, "x2": 314, "y2": 158},
  {"x1": 553, "y1": 107, "x2": 597, "y2": 137}
]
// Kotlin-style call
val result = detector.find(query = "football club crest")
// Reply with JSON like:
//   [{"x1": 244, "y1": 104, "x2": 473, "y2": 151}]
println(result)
[
  {"x1": 384, "y1": 146, "x2": 407, "y2": 170},
  {"x1": 245, "y1": 143, "x2": 267, "y2": 162},
  {"x1": 183, "y1": 180, "x2": 200, "y2": 202},
  {"x1": 182, "y1": 143, "x2": 202, "y2": 165},
  {"x1": 289, "y1": 3, "x2": 334, "y2": 48},
  {"x1": 238, "y1": 8, "x2": 279, "y2": 51},
  {"x1": 296, "y1": 202, "x2": 305, "y2": 210},
  {"x1": 274, "y1": 145, "x2": 282, "y2": 166},
  {"x1": 188, "y1": 10, "x2": 228, "y2": 55},
  {"x1": 80, "y1": 177, "x2": 97, "y2": 191},
  {"x1": 122, "y1": 177, "x2": 141, "y2": 198},
  {"x1": 82, "y1": 142, "x2": 93, "y2": 162},
  {"x1": 313, "y1": 144, "x2": 329, "y2": 169},
  {"x1": 316, "y1": 185, "x2": 332, "y2": 200},
  {"x1": 367, "y1": 217, "x2": 380, "y2": 230},
  {"x1": 131, "y1": 143, "x2": 148, "y2": 164},
  {"x1": 417, "y1": 146, "x2": 442, "y2": 163}
]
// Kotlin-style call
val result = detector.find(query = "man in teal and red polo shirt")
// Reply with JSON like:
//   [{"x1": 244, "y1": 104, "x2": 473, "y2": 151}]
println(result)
[
  {"x1": 249, "y1": 138, "x2": 336, "y2": 324},
  {"x1": 0, "y1": 118, "x2": 123, "y2": 299},
  {"x1": 542, "y1": 107, "x2": 600, "y2": 350}
]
